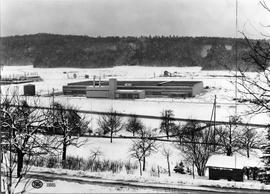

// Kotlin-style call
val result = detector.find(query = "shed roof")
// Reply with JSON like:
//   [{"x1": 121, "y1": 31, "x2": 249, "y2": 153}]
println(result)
[{"x1": 206, "y1": 155, "x2": 262, "y2": 170}]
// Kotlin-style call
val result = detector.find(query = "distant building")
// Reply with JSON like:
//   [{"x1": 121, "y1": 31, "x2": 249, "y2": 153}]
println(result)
[
  {"x1": 206, "y1": 155, "x2": 262, "y2": 182},
  {"x1": 63, "y1": 78, "x2": 203, "y2": 99}
]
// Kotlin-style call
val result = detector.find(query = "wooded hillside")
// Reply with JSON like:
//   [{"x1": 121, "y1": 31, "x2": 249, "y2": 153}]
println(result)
[{"x1": 0, "y1": 33, "x2": 255, "y2": 70}]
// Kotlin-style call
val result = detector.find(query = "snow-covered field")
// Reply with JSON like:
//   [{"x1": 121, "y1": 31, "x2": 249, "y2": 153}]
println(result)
[
  {"x1": 67, "y1": 137, "x2": 183, "y2": 170},
  {"x1": 1, "y1": 64, "x2": 267, "y2": 154},
  {"x1": 1, "y1": 65, "x2": 268, "y2": 192},
  {"x1": 1, "y1": 65, "x2": 268, "y2": 125},
  {"x1": 1, "y1": 65, "x2": 238, "y2": 98}
]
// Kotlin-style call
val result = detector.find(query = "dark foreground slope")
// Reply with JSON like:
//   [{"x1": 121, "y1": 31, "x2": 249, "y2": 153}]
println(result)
[{"x1": 0, "y1": 33, "x2": 255, "y2": 70}]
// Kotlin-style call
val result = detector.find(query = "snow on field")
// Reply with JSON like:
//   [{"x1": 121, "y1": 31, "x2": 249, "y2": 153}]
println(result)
[
  {"x1": 2, "y1": 65, "x2": 268, "y2": 125},
  {"x1": 2, "y1": 65, "x2": 269, "y2": 191},
  {"x1": 16, "y1": 94, "x2": 270, "y2": 127},
  {"x1": 1, "y1": 66, "x2": 268, "y2": 137},
  {"x1": 67, "y1": 137, "x2": 183, "y2": 170},
  {"x1": 1, "y1": 65, "x2": 235, "y2": 97},
  {"x1": 1, "y1": 65, "x2": 268, "y2": 159}
]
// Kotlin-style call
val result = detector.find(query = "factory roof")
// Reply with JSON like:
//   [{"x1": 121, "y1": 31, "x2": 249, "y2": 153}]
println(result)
[
  {"x1": 68, "y1": 80, "x2": 202, "y2": 87},
  {"x1": 116, "y1": 90, "x2": 144, "y2": 93}
]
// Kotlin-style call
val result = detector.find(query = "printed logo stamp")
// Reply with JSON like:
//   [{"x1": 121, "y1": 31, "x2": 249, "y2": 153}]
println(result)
[{"x1": 31, "y1": 179, "x2": 43, "y2": 189}]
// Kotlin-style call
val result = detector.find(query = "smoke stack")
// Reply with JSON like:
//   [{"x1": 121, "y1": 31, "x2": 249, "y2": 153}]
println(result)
[{"x1": 93, "y1": 75, "x2": 96, "y2": 87}]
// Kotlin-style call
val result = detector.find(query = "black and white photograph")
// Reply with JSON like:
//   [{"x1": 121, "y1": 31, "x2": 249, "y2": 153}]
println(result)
[{"x1": 0, "y1": 0, "x2": 270, "y2": 193}]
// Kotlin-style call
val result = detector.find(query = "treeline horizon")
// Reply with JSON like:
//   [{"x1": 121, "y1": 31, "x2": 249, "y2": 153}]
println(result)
[
  {"x1": 0, "y1": 33, "x2": 261, "y2": 70},
  {"x1": 0, "y1": 32, "x2": 252, "y2": 38}
]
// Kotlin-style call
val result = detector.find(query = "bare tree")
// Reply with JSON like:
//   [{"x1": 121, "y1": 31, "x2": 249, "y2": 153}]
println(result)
[
  {"x1": 160, "y1": 110, "x2": 176, "y2": 139},
  {"x1": 47, "y1": 102, "x2": 89, "y2": 166},
  {"x1": 0, "y1": 97, "x2": 53, "y2": 177},
  {"x1": 0, "y1": 94, "x2": 59, "y2": 194},
  {"x1": 90, "y1": 148, "x2": 103, "y2": 161},
  {"x1": 215, "y1": 116, "x2": 242, "y2": 156},
  {"x1": 238, "y1": 126, "x2": 264, "y2": 180},
  {"x1": 97, "y1": 109, "x2": 124, "y2": 143},
  {"x1": 239, "y1": 126, "x2": 264, "y2": 158},
  {"x1": 129, "y1": 128, "x2": 157, "y2": 175},
  {"x1": 162, "y1": 144, "x2": 173, "y2": 176},
  {"x1": 176, "y1": 120, "x2": 215, "y2": 176},
  {"x1": 236, "y1": 0, "x2": 270, "y2": 114},
  {"x1": 129, "y1": 141, "x2": 145, "y2": 176},
  {"x1": 234, "y1": 1, "x2": 270, "y2": 182},
  {"x1": 125, "y1": 114, "x2": 143, "y2": 136},
  {"x1": 215, "y1": 116, "x2": 264, "y2": 158}
]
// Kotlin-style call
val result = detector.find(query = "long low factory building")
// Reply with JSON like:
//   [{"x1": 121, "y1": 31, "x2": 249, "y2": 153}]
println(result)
[{"x1": 62, "y1": 79, "x2": 203, "y2": 99}]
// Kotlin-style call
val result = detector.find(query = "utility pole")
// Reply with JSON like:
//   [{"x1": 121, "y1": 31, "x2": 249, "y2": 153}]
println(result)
[
  {"x1": 234, "y1": 0, "x2": 239, "y2": 170},
  {"x1": 0, "y1": 64, "x2": 6, "y2": 194},
  {"x1": 0, "y1": 63, "x2": 2, "y2": 193},
  {"x1": 52, "y1": 88, "x2": 55, "y2": 134},
  {"x1": 235, "y1": 0, "x2": 238, "y2": 116},
  {"x1": 209, "y1": 95, "x2": 217, "y2": 151},
  {"x1": 213, "y1": 95, "x2": 216, "y2": 140},
  {"x1": 229, "y1": 119, "x2": 232, "y2": 156},
  {"x1": 52, "y1": 88, "x2": 55, "y2": 105}
]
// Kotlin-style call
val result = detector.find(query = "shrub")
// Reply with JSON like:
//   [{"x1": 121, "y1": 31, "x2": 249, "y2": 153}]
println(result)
[
  {"x1": 33, "y1": 156, "x2": 46, "y2": 167},
  {"x1": 27, "y1": 154, "x2": 137, "y2": 174},
  {"x1": 46, "y1": 156, "x2": 59, "y2": 168},
  {"x1": 174, "y1": 161, "x2": 186, "y2": 174},
  {"x1": 64, "y1": 156, "x2": 84, "y2": 170},
  {"x1": 258, "y1": 168, "x2": 270, "y2": 184},
  {"x1": 125, "y1": 161, "x2": 138, "y2": 174}
]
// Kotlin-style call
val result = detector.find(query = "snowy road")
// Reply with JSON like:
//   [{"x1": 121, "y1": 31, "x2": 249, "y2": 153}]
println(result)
[{"x1": 21, "y1": 171, "x2": 270, "y2": 194}]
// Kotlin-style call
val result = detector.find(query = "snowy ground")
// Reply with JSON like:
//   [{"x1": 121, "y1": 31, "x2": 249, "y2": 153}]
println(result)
[
  {"x1": 1, "y1": 65, "x2": 238, "y2": 99},
  {"x1": 1, "y1": 65, "x2": 266, "y2": 164},
  {"x1": 1, "y1": 65, "x2": 268, "y2": 192},
  {"x1": 13, "y1": 166, "x2": 270, "y2": 193},
  {"x1": 2, "y1": 65, "x2": 269, "y2": 125},
  {"x1": 15, "y1": 177, "x2": 174, "y2": 194},
  {"x1": 67, "y1": 137, "x2": 183, "y2": 170}
]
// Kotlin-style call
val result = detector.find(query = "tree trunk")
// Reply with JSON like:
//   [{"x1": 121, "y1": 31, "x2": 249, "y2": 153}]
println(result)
[
  {"x1": 133, "y1": 131, "x2": 135, "y2": 137},
  {"x1": 252, "y1": 168, "x2": 257, "y2": 180},
  {"x1": 62, "y1": 140, "x2": 67, "y2": 167},
  {"x1": 192, "y1": 161, "x2": 195, "y2": 179},
  {"x1": 110, "y1": 129, "x2": 113, "y2": 143},
  {"x1": 226, "y1": 146, "x2": 232, "y2": 156},
  {"x1": 247, "y1": 147, "x2": 250, "y2": 158},
  {"x1": 197, "y1": 167, "x2": 205, "y2": 176},
  {"x1": 17, "y1": 150, "x2": 24, "y2": 178},
  {"x1": 166, "y1": 130, "x2": 169, "y2": 139},
  {"x1": 139, "y1": 160, "x2": 142, "y2": 176},
  {"x1": 143, "y1": 156, "x2": 146, "y2": 171},
  {"x1": 196, "y1": 163, "x2": 205, "y2": 176},
  {"x1": 167, "y1": 155, "x2": 171, "y2": 176}
]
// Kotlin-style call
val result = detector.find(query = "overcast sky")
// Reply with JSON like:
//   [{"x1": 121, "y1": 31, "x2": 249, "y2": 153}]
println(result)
[{"x1": 0, "y1": 0, "x2": 269, "y2": 38}]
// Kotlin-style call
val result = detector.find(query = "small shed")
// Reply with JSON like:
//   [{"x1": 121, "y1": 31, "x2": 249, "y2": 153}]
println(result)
[
  {"x1": 206, "y1": 155, "x2": 261, "y2": 182},
  {"x1": 24, "y1": 84, "x2": 35, "y2": 96}
]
